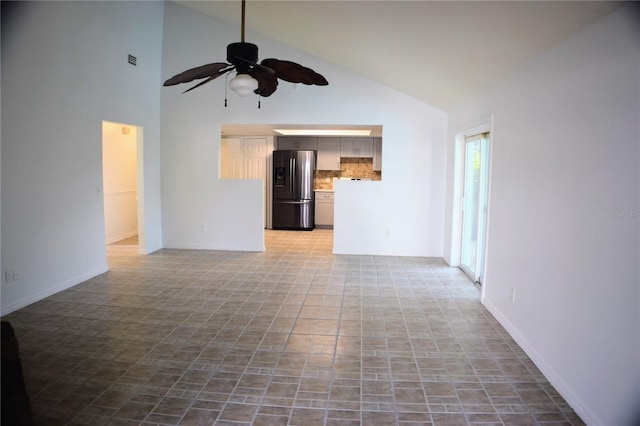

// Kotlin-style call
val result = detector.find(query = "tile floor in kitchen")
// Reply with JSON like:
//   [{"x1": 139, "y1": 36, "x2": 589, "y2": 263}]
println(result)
[{"x1": 2, "y1": 230, "x2": 583, "y2": 425}]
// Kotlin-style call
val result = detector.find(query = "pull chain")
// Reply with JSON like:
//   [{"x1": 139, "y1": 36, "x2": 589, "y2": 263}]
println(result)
[
  {"x1": 224, "y1": 73, "x2": 229, "y2": 107},
  {"x1": 258, "y1": 96, "x2": 261, "y2": 109}
]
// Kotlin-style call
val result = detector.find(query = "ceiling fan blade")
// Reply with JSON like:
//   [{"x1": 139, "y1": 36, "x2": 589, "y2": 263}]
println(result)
[
  {"x1": 182, "y1": 68, "x2": 233, "y2": 93},
  {"x1": 249, "y1": 67, "x2": 278, "y2": 97},
  {"x1": 261, "y1": 59, "x2": 328, "y2": 86},
  {"x1": 163, "y1": 62, "x2": 231, "y2": 86}
]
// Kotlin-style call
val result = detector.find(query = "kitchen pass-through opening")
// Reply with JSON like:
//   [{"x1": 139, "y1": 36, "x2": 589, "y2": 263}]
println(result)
[{"x1": 219, "y1": 124, "x2": 383, "y2": 249}]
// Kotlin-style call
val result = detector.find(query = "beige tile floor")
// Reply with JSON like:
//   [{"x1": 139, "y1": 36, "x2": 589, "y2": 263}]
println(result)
[{"x1": 2, "y1": 230, "x2": 583, "y2": 425}]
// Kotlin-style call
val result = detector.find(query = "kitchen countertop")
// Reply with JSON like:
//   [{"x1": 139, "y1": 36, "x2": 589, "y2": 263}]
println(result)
[{"x1": 314, "y1": 189, "x2": 334, "y2": 192}]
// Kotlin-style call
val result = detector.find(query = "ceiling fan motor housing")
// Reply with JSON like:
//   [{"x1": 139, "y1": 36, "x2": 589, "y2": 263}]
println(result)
[{"x1": 227, "y1": 42, "x2": 259, "y2": 73}]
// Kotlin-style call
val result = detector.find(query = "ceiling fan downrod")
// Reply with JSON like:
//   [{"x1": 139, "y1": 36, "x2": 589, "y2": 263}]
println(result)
[
  {"x1": 241, "y1": 0, "x2": 246, "y2": 43},
  {"x1": 227, "y1": 0, "x2": 258, "y2": 74}
]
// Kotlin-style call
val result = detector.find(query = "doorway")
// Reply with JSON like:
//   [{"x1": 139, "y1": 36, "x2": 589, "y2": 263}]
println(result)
[
  {"x1": 459, "y1": 132, "x2": 490, "y2": 283},
  {"x1": 102, "y1": 121, "x2": 145, "y2": 252}
]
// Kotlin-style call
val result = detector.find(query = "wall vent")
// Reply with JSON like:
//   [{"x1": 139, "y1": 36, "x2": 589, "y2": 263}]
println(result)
[{"x1": 128, "y1": 54, "x2": 137, "y2": 66}]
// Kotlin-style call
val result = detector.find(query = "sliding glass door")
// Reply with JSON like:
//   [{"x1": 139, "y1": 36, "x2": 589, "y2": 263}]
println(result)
[{"x1": 460, "y1": 132, "x2": 490, "y2": 283}]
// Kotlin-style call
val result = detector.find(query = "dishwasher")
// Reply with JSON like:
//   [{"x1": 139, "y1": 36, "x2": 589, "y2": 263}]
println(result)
[{"x1": 314, "y1": 192, "x2": 334, "y2": 228}]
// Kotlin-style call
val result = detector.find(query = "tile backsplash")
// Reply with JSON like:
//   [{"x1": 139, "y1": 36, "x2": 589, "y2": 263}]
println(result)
[{"x1": 314, "y1": 157, "x2": 381, "y2": 190}]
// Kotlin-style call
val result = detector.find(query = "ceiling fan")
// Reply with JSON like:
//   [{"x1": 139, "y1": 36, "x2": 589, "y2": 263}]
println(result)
[{"x1": 163, "y1": 0, "x2": 328, "y2": 100}]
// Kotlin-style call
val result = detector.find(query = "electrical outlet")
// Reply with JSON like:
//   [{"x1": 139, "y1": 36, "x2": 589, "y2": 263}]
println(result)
[
  {"x1": 511, "y1": 287, "x2": 516, "y2": 303},
  {"x1": 4, "y1": 270, "x2": 18, "y2": 284},
  {"x1": 200, "y1": 225, "x2": 207, "y2": 232}
]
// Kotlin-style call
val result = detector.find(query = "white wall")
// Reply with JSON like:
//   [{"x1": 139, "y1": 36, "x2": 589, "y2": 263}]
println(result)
[
  {"x1": 1, "y1": 1, "x2": 164, "y2": 314},
  {"x1": 102, "y1": 122, "x2": 138, "y2": 244},
  {"x1": 445, "y1": 5, "x2": 640, "y2": 425},
  {"x1": 161, "y1": 3, "x2": 448, "y2": 256}
]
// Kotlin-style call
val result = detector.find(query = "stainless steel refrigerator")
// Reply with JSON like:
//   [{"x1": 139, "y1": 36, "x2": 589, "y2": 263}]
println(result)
[{"x1": 272, "y1": 150, "x2": 315, "y2": 230}]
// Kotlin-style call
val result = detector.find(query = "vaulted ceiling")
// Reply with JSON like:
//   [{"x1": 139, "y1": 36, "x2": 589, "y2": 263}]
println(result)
[{"x1": 175, "y1": 0, "x2": 622, "y2": 112}]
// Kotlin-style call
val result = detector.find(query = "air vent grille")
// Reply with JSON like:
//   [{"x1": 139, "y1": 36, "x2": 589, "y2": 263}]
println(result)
[{"x1": 128, "y1": 54, "x2": 137, "y2": 66}]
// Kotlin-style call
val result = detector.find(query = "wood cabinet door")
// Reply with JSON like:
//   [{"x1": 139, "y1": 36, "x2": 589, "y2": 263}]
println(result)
[
  {"x1": 341, "y1": 137, "x2": 373, "y2": 158},
  {"x1": 317, "y1": 138, "x2": 341, "y2": 170},
  {"x1": 277, "y1": 137, "x2": 317, "y2": 150},
  {"x1": 373, "y1": 137, "x2": 382, "y2": 171}
]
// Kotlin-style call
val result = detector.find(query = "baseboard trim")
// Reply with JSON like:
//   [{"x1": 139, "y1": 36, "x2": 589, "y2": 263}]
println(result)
[
  {"x1": 105, "y1": 231, "x2": 138, "y2": 245},
  {"x1": 481, "y1": 296, "x2": 599, "y2": 426},
  {"x1": 163, "y1": 242, "x2": 265, "y2": 252},
  {"x1": 1, "y1": 265, "x2": 109, "y2": 315}
]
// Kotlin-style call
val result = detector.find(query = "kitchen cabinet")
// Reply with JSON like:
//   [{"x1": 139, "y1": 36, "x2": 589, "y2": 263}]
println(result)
[
  {"x1": 315, "y1": 191, "x2": 334, "y2": 228},
  {"x1": 373, "y1": 137, "x2": 382, "y2": 171},
  {"x1": 341, "y1": 137, "x2": 373, "y2": 158},
  {"x1": 316, "y1": 137, "x2": 341, "y2": 170},
  {"x1": 277, "y1": 137, "x2": 317, "y2": 150}
]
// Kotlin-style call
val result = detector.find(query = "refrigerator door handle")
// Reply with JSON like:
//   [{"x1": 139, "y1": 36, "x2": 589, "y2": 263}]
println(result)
[
  {"x1": 275, "y1": 200, "x2": 311, "y2": 204},
  {"x1": 290, "y1": 157, "x2": 295, "y2": 195}
]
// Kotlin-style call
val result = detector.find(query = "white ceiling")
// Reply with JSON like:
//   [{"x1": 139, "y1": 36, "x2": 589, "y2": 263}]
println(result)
[{"x1": 175, "y1": 0, "x2": 623, "y2": 113}]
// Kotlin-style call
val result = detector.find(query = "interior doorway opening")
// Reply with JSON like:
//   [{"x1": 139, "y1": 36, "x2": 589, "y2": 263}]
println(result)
[{"x1": 102, "y1": 121, "x2": 146, "y2": 254}]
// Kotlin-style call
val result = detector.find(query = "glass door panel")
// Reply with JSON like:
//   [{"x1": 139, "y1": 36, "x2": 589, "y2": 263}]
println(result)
[{"x1": 460, "y1": 133, "x2": 490, "y2": 283}]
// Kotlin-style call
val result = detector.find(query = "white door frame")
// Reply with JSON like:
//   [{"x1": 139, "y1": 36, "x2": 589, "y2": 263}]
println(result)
[
  {"x1": 101, "y1": 120, "x2": 147, "y2": 254},
  {"x1": 135, "y1": 125, "x2": 147, "y2": 254},
  {"x1": 451, "y1": 118, "x2": 493, "y2": 285},
  {"x1": 459, "y1": 132, "x2": 490, "y2": 282}
]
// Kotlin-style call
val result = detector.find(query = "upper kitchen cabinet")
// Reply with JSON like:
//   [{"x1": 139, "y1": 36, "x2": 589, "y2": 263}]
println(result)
[
  {"x1": 316, "y1": 138, "x2": 341, "y2": 170},
  {"x1": 277, "y1": 137, "x2": 317, "y2": 151},
  {"x1": 373, "y1": 137, "x2": 382, "y2": 171},
  {"x1": 341, "y1": 137, "x2": 373, "y2": 158}
]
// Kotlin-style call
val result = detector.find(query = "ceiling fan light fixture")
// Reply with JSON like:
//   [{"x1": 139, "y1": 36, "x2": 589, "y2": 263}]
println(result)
[{"x1": 229, "y1": 73, "x2": 258, "y2": 97}]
